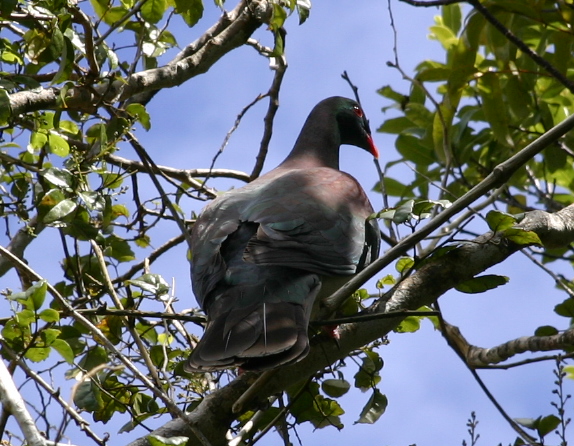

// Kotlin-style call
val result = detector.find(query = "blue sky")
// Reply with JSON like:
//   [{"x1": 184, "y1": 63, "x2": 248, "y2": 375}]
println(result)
[{"x1": 2, "y1": 1, "x2": 572, "y2": 445}]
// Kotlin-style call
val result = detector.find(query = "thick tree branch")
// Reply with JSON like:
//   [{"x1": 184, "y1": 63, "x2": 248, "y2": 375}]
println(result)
[
  {"x1": 128, "y1": 200, "x2": 574, "y2": 445},
  {"x1": 8, "y1": 0, "x2": 273, "y2": 117},
  {"x1": 517, "y1": 205, "x2": 574, "y2": 248},
  {"x1": 0, "y1": 357, "x2": 83, "y2": 446}
]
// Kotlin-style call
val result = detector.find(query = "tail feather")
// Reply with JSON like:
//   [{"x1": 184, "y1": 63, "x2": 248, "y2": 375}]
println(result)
[{"x1": 185, "y1": 276, "x2": 320, "y2": 372}]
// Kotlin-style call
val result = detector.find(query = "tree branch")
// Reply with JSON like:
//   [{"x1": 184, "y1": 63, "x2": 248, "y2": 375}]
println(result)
[
  {"x1": 443, "y1": 320, "x2": 574, "y2": 368},
  {"x1": 8, "y1": 0, "x2": 273, "y2": 117},
  {"x1": 127, "y1": 205, "x2": 574, "y2": 445}
]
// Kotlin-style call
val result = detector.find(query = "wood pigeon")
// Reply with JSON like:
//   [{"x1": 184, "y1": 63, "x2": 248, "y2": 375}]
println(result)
[{"x1": 185, "y1": 96, "x2": 381, "y2": 372}]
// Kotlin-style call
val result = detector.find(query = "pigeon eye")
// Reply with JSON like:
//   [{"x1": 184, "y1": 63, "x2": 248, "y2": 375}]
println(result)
[{"x1": 353, "y1": 106, "x2": 363, "y2": 118}]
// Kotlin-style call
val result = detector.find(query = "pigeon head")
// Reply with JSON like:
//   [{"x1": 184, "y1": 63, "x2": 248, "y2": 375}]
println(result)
[
  {"x1": 282, "y1": 96, "x2": 379, "y2": 169},
  {"x1": 333, "y1": 97, "x2": 379, "y2": 158}
]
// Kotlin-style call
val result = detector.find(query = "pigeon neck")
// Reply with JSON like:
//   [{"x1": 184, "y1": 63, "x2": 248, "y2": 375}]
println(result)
[{"x1": 280, "y1": 115, "x2": 341, "y2": 170}]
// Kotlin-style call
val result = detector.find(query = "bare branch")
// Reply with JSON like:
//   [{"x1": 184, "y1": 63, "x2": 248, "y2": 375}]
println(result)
[
  {"x1": 250, "y1": 55, "x2": 287, "y2": 180},
  {"x1": 105, "y1": 153, "x2": 250, "y2": 197}
]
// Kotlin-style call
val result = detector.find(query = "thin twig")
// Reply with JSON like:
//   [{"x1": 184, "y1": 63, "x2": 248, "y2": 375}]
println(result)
[
  {"x1": 205, "y1": 94, "x2": 265, "y2": 189},
  {"x1": 90, "y1": 240, "x2": 165, "y2": 390},
  {"x1": 250, "y1": 54, "x2": 287, "y2": 180}
]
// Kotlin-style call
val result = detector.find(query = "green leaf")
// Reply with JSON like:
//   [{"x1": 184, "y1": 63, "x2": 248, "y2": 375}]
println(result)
[
  {"x1": 288, "y1": 381, "x2": 344, "y2": 429},
  {"x1": 514, "y1": 415, "x2": 561, "y2": 438},
  {"x1": 376, "y1": 274, "x2": 396, "y2": 289},
  {"x1": 485, "y1": 210, "x2": 517, "y2": 232},
  {"x1": 536, "y1": 415, "x2": 560, "y2": 437},
  {"x1": 141, "y1": 0, "x2": 167, "y2": 23},
  {"x1": 39, "y1": 308, "x2": 60, "y2": 323},
  {"x1": 173, "y1": 0, "x2": 203, "y2": 27},
  {"x1": 297, "y1": 0, "x2": 310, "y2": 24},
  {"x1": 127, "y1": 273, "x2": 169, "y2": 296},
  {"x1": 25, "y1": 347, "x2": 51, "y2": 362},
  {"x1": 395, "y1": 316, "x2": 421, "y2": 333},
  {"x1": 455, "y1": 274, "x2": 509, "y2": 294},
  {"x1": 42, "y1": 167, "x2": 74, "y2": 190},
  {"x1": 125, "y1": 103, "x2": 151, "y2": 130},
  {"x1": 322, "y1": 379, "x2": 351, "y2": 398},
  {"x1": 79, "y1": 346, "x2": 109, "y2": 370},
  {"x1": 15, "y1": 309, "x2": 36, "y2": 327},
  {"x1": 514, "y1": 417, "x2": 537, "y2": 429},
  {"x1": 554, "y1": 298, "x2": 574, "y2": 318},
  {"x1": 30, "y1": 131, "x2": 48, "y2": 150},
  {"x1": 269, "y1": 3, "x2": 287, "y2": 31},
  {"x1": 47, "y1": 133, "x2": 70, "y2": 157},
  {"x1": 147, "y1": 436, "x2": 189, "y2": 446},
  {"x1": 51, "y1": 339, "x2": 75, "y2": 363},
  {"x1": 29, "y1": 280, "x2": 47, "y2": 310},
  {"x1": 41, "y1": 328, "x2": 60, "y2": 345},
  {"x1": 74, "y1": 381, "x2": 103, "y2": 412},
  {"x1": 442, "y1": 3, "x2": 462, "y2": 35},
  {"x1": 103, "y1": 235, "x2": 135, "y2": 262},
  {"x1": 43, "y1": 199, "x2": 77, "y2": 224},
  {"x1": 100, "y1": 172, "x2": 124, "y2": 189},
  {"x1": 478, "y1": 72, "x2": 512, "y2": 146},
  {"x1": 392, "y1": 199, "x2": 414, "y2": 223},
  {"x1": 395, "y1": 256, "x2": 414, "y2": 275},
  {"x1": 395, "y1": 134, "x2": 435, "y2": 166},
  {"x1": 377, "y1": 116, "x2": 416, "y2": 134},
  {"x1": 10, "y1": 280, "x2": 47, "y2": 311},
  {"x1": 354, "y1": 351, "x2": 384, "y2": 391},
  {"x1": 534, "y1": 325, "x2": 558, "y2": 337},
  {"x1": 503, "y1": 228, "x2": 543, "y2": 246},
  {"x1": 355, "y1": 389, "x2": 388, "y2": 424},
  {"x1": 411, "y1": 199, "x2": 451, "y2": 219}
]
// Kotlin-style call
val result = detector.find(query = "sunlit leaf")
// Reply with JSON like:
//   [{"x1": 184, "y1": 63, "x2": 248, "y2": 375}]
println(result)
[
  {"x1": 126, "y1": 103, "x2": 151, "y2": 130},
  {"x1": 25, "y1": 347, "x2": 51, "y2": 362},
  {"x1": 43, "y1": 199, "x2": 77, "y2": 224},
  {"x1": 47, "y1": 133, "x2": 70, "y2": 157},
  {"x1": 147, "y1": 435, "x2": 189, "y2": 446},
  {"x1": 128, "y1": 273, "x2": 170, "y2": 297},
  {"x1": 503, "y1": 228, "x2": 543, "y2": 246},
  {"x1": 141, "y1": 0, "x2": 167, "y2": 23},
  {"x1": 485, "y1": 210, "x2": 517, "y2": 232},
  {"x1": 10, "y1": 280, "x2": 47, "y2": 311},
  {"x1": 395, "y1": 256, "x2": 414, "y2": 275},
  {"x1": 39, "y1": 308, "x2": 60, "y2": 323}
]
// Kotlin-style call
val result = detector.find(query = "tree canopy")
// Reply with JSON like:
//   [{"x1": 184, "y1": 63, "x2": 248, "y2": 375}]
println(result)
[{"x1": 1, "y1": 0, "x2": 574, "y2": 445}]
